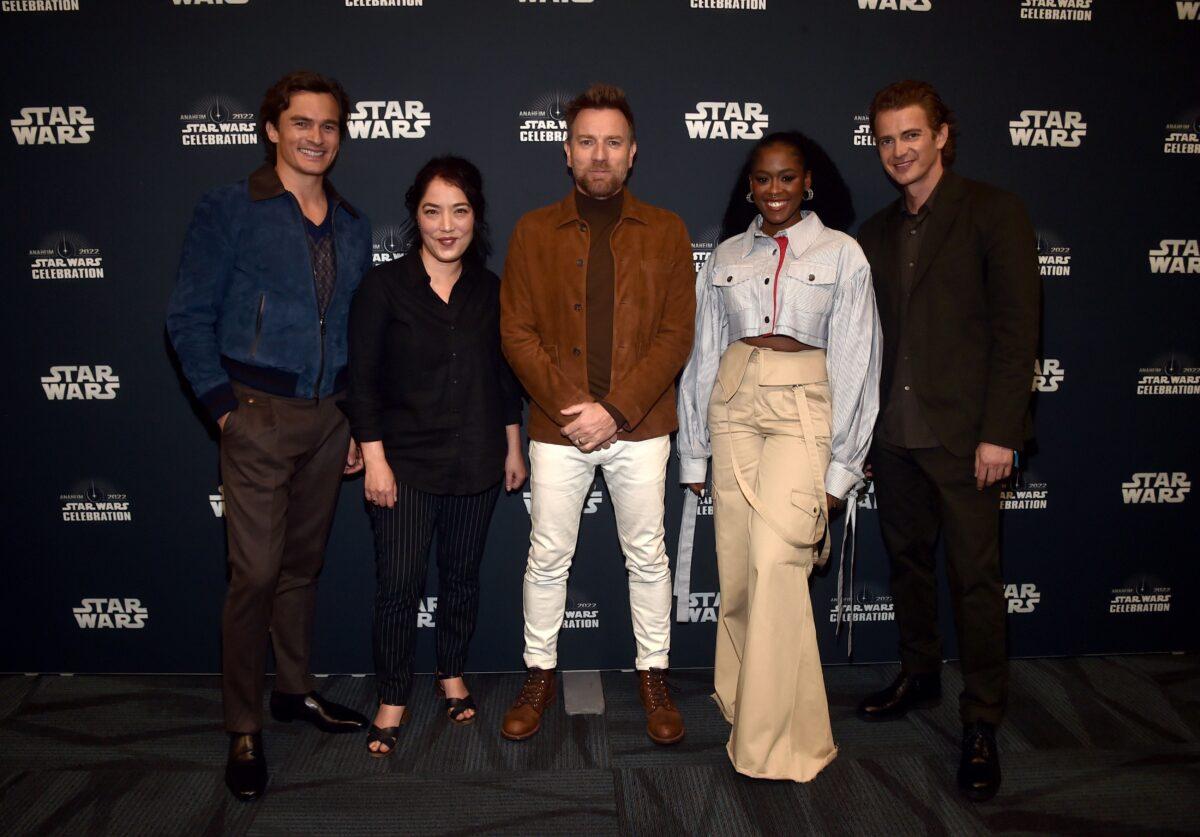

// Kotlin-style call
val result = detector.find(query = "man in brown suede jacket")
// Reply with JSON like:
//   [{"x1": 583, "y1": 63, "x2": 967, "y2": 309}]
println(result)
[{"x1": 499, "y1": 83, "x2": 695, "y2": 744}]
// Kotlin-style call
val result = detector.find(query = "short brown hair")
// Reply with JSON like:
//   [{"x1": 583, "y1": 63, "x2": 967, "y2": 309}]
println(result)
[
  {"x1": 565, "y1": 83, "x2": 636, "y2": 141},
  {"x1": 258, "y1": 70, "x2": 352, "y2": 162},
  {"x1": 869, "y1": 79, "x2": 958, "y2": 167}
]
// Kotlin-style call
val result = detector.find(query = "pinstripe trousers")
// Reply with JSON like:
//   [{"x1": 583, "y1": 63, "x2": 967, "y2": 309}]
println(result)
[{"x1": 369, "y1": 479, "x2": 502, "y2": 705}]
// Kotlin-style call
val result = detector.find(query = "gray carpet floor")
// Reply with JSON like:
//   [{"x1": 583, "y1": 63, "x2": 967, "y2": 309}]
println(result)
[{"x1": 0, "y1": 655, "x2": 1197, "y2": 835}]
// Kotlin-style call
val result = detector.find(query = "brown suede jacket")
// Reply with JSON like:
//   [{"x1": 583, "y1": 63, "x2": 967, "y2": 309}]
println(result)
[{"x1": 500, "y1": 190, "x2": 696, "y2": 445}]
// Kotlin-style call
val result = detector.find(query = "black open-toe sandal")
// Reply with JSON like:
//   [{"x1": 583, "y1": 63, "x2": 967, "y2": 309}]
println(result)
[
  {"x1": 365, "y1": 708, "x2": 408, "y2": 758},
  {"x1": 436, "y1": 675, "x2": 477, "y2": 726}
]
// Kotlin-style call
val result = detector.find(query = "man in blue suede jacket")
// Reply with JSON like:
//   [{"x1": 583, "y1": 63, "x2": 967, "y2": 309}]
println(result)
[{"x1": 167, "y1": 71, "x2": 371, "y2": 802}]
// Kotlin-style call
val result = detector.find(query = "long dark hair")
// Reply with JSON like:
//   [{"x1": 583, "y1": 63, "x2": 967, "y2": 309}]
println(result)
[{"x1": 403, "y1": 155, "x2": 491, "y2": 263}]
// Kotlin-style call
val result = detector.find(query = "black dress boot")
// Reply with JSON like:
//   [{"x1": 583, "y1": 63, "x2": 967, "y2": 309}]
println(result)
[
  {"x1": 269, "y1": 691, "x2": 368, "y2": 733},
  {"x1": 225, "y1": 732, "x2": 267, "y2": 801},
  {"x1": 958, "y1": 721, "x2": 1001, "y2": 802},
  {"x1": 856, "y1": 671, "x2": 942, "y2": 721}
]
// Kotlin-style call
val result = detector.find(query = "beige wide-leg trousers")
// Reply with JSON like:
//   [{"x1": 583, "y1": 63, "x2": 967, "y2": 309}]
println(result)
[{"x1": 709, "y1": 341, "x2": 837, "y2": 782}]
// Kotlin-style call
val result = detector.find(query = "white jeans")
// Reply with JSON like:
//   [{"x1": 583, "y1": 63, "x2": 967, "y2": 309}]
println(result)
[{"x1": 523, "y1": 436, "x2": 673, "y2": 671}]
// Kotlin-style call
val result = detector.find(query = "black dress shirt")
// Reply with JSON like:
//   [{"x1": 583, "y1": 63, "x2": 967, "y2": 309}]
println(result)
[
  {"x1": 877, "y1": 182, "x2": 941, "y2": 449},
  {"x1": 343, "y1": 253, "x2": 524, "y2": 495}
]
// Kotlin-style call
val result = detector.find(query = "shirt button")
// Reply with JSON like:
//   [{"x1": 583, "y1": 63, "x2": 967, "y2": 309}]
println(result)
[
  {"x1": 764, "y1": 278, "x2": 770, "y2": 285},
  {"x1": 452, "y1": 379, "x2": 458, "y2": 384},
  {"x1": 572, "y1": 347, "x2": 582, "y2": 356},
  {"x1": 576, "y1": 259, "x2": 584, "y2": 267},
  {"x1": 771, "y1": 249, "x2": 777, "y2": 256},
  {"x1": 904, "y1": 385, "x2": 911, "y2": 391},
  {"x1": 909, "y1": 229, "x2": 917, "y2": 236},
  {"x1": 764, "y1": 316, "x2": 770, "y2": 323},
  {"x1": 726, "y1": 275, "x2": 733, "y2": 282},
  {"x1": 808, "y1": 274, "x2": 815, "y2": 282},
  {"x1": 908, "y1": 262, "x2": 915, "y2": 268},
  {"x1": 574, "y1": 303, "x2": 582, "y2": 311}
]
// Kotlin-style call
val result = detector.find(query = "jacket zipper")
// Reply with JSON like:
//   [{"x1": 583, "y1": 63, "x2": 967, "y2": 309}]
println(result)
[{"x1": 250, "y1": 293, "x2": 266, "y2": 358}]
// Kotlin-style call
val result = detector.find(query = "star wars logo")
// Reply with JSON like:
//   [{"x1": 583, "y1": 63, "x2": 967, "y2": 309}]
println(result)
[
  {"x1": 1031, "y1": 358, "x2": 1064, "y2": 392},
  {"x1": 1178, "y1": 1, "x2": 1199, "y2": 20},
  {"x1": 209, "y1": 486, "x2": 224, "y2": 517},
  {"x1": 522, "y1": 488, "x2": 604, "y2": 514},
  {"x1": 42, "y1": 365, "x2": 120, "y2": 400},
  {"x1": 856, "y1": 0, "x2": 931, "y2": 9},
  {"x1": 563, "y1": 601, "x2": 599, "y2": 629},
  {"x1": 348, "y1": 100, "x2": 430, "y2": 139},
  {"x1": 1009, "y1": 110, "x2": 1086, "y2": 148},
  {"x1": 851, "y1": 115, "x2": 875, "y2": 147},
  {"x1": 11, "y1": 106, "x2": 92, "y2": 145},
  {"x1": 1121, "y1": 472, "x2": 1190, "y2": 504},
  {"x1": 685, "y1": 102, "x2": 768, "y2": 140},
  {"x1": 685, "y1": 592, "x2": 720, "y2": 622},
  {"x1": 1037, "y1": 232, "x2": 1071, "y2": 277},
  {"x1": 691, "y1": 227, "x2": 720, "y2": 274},
  {"x1": 372, "y1": 223, "x2": 412, "y2": 264},
  {"x1": 2, "y1": 1, "x2": 79, "y2": 11},
  {"x1": 1162, "y1": 116, "x2": 1200, "y2": 154},
  {"x1": 518, "y1": 92, "x2": 568, "y2": 143},
  {"x1": 1005, "y1": 583, "x2": 1041, "y2": 613},
  {"x1": 1019, "y1": 0, "x2": 1093, "y2": 22},
  {"x1": 179, "y1": 97, "x2": 256, "y2": 147},
  {"x1": 29, "y1": 231, "x2": 103, "y2": 280},
  {"x1": 689, "y1": 0, "x2": 765, "y2": 8},
  {"x1": 417, "y1": 597, "x2": 437, "y2": 628},
  {"x1": 1137, "y1": 355, "x2": 1200, "y2": 396},
  {"x1": 73, "y1": 598, "x2": 148, "y2": 629},
  {"x1": 345, "y1": 0, "x2": 423, "y2": 6},
  {"x1": 1148, "y1": 239, "x2": 1199, "y2": 274},
  {"x1": 1109, "y1": 578, "x2": 1171, "y2": 614},
  {"x1": 60, "y1": 480, "x2": 131, "y2": 523},
  {"x1": 828, "y1": 588, "x2": 895, "y2": 623},
  {"x1": 1000, "y1": 471, "x2": 1048, "y2": 510}
]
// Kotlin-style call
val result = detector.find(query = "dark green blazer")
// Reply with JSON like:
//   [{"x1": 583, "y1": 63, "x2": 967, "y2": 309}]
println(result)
[{"x1": 858, "y1": 171, "x2": 1040, "y2": 457}]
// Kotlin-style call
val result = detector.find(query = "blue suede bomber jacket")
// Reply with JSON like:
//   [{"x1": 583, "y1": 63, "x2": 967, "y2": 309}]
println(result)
[{"x1": 167, "y1": 164, "x2": 372, "y2": 421}]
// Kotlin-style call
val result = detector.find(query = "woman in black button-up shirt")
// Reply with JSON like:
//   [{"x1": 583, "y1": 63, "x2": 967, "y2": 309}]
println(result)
[{"x1": 343, "y1": 156, "x2": 525, "y2": 756}]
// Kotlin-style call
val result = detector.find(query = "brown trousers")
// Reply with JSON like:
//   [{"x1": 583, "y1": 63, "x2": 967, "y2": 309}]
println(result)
[
  {"x1": 709, "y1": 343, "x2": 837, "y2": 782},
  {"x1": 219, "y1": 382, "x2": 351, "y2": 733},
  {"x1": 872, "y1": 441, "x2": 1007, "y2": 725}
]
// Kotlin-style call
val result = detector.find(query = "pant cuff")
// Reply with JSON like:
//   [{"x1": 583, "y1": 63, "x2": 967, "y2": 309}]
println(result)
[
  {"x1": 635, "y1": 655, "x2": 670, "y2": 671},
  {"x1": 523, "y1": 654, "x2": 557, "y2": 671}
]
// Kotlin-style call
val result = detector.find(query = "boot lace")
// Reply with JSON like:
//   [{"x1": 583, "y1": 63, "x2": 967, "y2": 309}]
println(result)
[{"x1": 642, "y1": 670, "x2": 675, "y2": 712}]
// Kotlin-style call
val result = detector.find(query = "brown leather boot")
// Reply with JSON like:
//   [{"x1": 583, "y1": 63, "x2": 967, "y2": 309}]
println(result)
[
  {"x1": 500, "y1": 667, "x2": 557, "y2": 741},
  {"x1": 639, "y1": 668, "x2": 684, "y2": 745}
]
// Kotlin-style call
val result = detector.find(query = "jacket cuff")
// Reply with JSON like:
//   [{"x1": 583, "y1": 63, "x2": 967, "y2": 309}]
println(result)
[
  {"x1": 824, "y1": 461, "x2": 861, "y2": 500},
  {"x1": 199, "y1": 382, "x2": 237, "y2": 423},
  {"x1": 599, "y1": 400, "x2": 629, "y2": 431},
  {"x1": 679, "y1": 455, "x2": 710, "y2": 485}
]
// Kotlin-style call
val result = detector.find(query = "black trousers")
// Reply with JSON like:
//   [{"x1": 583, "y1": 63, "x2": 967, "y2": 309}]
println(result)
[
  {"x1": 872, "y1": 441, "x2": 1008, "y2": 725},
  {"x1": 369, "y1": 479, "x2": 501, "y2": 705},
  {"x1": 219, "y1": 383, "x2": 351, "y2": 733}
]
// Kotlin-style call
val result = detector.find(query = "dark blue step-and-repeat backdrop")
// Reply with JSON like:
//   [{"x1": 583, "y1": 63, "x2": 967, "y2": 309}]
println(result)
[{"x1": 3, "y1": 0, "x2": 1197, "y2": 675}]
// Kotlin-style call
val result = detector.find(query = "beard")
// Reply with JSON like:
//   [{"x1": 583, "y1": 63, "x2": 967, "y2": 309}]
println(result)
[{"x1": 573, "y1": 165, "x2": 625, "y2": 199}]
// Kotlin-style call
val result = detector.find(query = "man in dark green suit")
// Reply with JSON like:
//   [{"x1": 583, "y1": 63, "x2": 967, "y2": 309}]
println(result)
[{"x1": 855, "y1": 80, "x2": 1040, "y2": 803}]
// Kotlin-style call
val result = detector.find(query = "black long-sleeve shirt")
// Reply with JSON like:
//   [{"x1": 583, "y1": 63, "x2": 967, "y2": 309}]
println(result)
[{"x1": 343, "y1": 253, "x2": 523, "y2": 495}]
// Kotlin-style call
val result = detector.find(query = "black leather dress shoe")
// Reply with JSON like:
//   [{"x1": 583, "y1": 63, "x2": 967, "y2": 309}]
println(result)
[
  {"x1": 856, "y1": 671, "x2": 941, "y2": 722},
  {"x1": 958, "y1": 721, "x2": 1001, "y2": 802},
  {"x1": 225, "y1": 732, "x2": 266, "y2": 802},
  {"x1": 269, "y1": 691, "x2": 368, "y2": 733}
]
